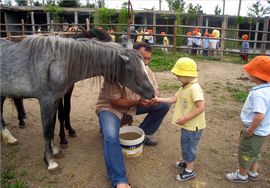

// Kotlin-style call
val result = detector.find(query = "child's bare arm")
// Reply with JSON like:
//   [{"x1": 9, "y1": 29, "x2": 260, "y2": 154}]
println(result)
[
  {"x1": 246, "y1": 112, "x2": 265, "y2": 137},
  {"x1": 156, "y1": 96, "x2": 177, "y2": 104},
  {"x1": 175, "y1": 100, "x2": 205, "y2": 125}
]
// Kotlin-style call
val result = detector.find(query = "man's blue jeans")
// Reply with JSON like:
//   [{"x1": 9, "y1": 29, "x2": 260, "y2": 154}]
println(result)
[{"x1": 98, "y1": 102, "x2": 170, "y2": 188}]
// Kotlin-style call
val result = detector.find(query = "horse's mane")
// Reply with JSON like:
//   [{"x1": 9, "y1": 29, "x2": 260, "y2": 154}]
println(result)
[{"x1": 20, "y1": 35, "x2": 143, "y2": 83}]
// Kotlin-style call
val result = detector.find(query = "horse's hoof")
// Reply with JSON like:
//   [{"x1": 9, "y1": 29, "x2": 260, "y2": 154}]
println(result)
[
  {"x1": 54, "y1": 150, "x2": 64, "y2": 159},
  {"x1": 19, "y1": 123, "x2": 25, "y2": 129},
  {"x1": 60, "y1": 138, "x2": 68, "y2": 146},
  {"x1": 68, "y1": 130, "x2": 77, "y2": 137},
  {"x1": 60, "y1": 143, "x2": 68, "y2": 149},
  {"x1": 48, "y1": 165, "x2": 62, "y2": 175},
  {"x1": 49, "y1": 167, "x2": 62, "y2": 175},
  {"x1": 19, "y1": 120, "x2": 25, "y2": 125},
  {"x1": 7, "y1": 141, "x2": 19, "y2": 146}
]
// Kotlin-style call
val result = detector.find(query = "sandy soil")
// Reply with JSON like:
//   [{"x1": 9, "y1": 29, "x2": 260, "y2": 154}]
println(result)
[{"x1": 1, "y1": 61, "x2": 270, "y2": 188}]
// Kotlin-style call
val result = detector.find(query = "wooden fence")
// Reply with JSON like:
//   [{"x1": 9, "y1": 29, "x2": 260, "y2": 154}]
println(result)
[{"x1": 1, "y1": 18, "x2": 269, "y2": 60}]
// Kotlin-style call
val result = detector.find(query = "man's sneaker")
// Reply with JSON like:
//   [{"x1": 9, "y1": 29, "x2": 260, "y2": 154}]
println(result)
[
  {"x1": 247, "y1": 170, "x2": 259, "y2": 181},
  {"x1": 225, "y1": 170, "x2": 248, "y2": 183},
  {"x1": 176, "y1": 169, "x2": 196, "y2": 181},
  {"x1": 144, "y1": 135, "x2": 158, "y2": 146},
  {"x1": 175, "y1": 161, "x2": 187, "y2": 169}
]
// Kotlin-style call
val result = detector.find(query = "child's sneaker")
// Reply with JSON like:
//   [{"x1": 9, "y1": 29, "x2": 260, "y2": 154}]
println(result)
[
  {"x1": 176, "y1": 169, "x2": 196, "y2": 181},
  {"x1": 175, "y1": 161, "x2": 187, "y2": 169},
  {"x1": 225, "y1": 170, "x2": 248, "y2": 183},
  {"x1": 247, "y1": 170, "x2": 259, "y2": 181}
]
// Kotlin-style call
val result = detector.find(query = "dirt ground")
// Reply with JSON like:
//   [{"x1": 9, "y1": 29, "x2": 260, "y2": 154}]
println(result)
[{"x1": 1, "y1": 61, "x2": 270, "y2": 188}]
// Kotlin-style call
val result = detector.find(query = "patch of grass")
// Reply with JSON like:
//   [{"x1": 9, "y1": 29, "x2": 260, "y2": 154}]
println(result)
[
  {"x1": 158, "y1": 81, "x2": 180, "y2": 92},
  {"x1": 1, "y1": 166, "x2": 28, "y2": 188},
  {"x1": 150, "y1": 49, "x2": 255, "y2": 72},
  {"x1": 226, "y1": 85, "x2": 248, "y2": 103},
  {"x1": 35, "y1": 175, "x2": 48, "y2": 182},
  {"x1": 1, "y1": 166, "x2": 16, "y2": 185},
  {"x1": 4, "y1": 180, "x2": 29, "y2": 188}
]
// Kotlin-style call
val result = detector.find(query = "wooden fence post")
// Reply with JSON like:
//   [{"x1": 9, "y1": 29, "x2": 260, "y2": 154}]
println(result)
[
  {"x1": 50, "y1": 20, "x2": 54, "y2": 33},
  {"x1": 261, "y1": 17, "x2": 269, "y2": 54},
  {"x1": 173, "y1": 20, "x2": 177, "y2": 54},
  {"x1": 21, "y1": 19, "x2": 25, "y2": 35},
  {"x1": 220, "y1": 16, "x2": 228, "y2": 61},
  {"x1": 86, "y1": 18, "x2": 90, "y2": 31},
  {"x1": 220, "y1": 22, "x2": 224, "y2": 61},
  {"x1": 31, "y1": 11, "x2": 35, "y2": 34},
  {"x1": 4, "y1": 12, "x2": 10, "y2": 39}
]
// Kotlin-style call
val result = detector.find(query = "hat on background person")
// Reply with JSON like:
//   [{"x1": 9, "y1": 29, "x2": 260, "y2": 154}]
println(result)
[
  {"x1": 242, "y1": 34, "x2": 249, "y2": 40},
  {"x1": 204, "y1": 32, "x2": 209, "y2": 37},
  {"x1": 171, "y1": 57, "x2": 198, "y2": 77},
  {"x1": 187, "y1": 32, "x2": 192, "y2": 36},
  {"x1": 212, "y1": 29, "x2": 220, "y2": 38},
  {"x1": 243, "y1": 56, "x2": 270, "y2": 82}
]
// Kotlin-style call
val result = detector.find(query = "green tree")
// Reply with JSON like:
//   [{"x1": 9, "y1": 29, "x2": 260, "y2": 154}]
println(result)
[
  {"x1": 84, "y1": 3, "x2": 95, "y2": 8},
  {"x1": 117, "y1": 7, "x2": 128, "y2": 32},
  {"x1": 214, "y1": 5, "x2": 221, "y2": 15},
  {"x1": 45, "y1": 4, "x2": 64, "y2": 23},
  {"x1": 247, "y1": 1, "x2": 270, "y2": 17},
  {"x1": 47, "y1": 0, "x2": 56, "y2": 5},
  {"x1": 185, "y1": 3, "x2": 202, "y2": 25},
  {"x1": 94, "y1": 8, "x2": 117, "y2": 29},
  {"x1": 165, "y1": 0, "x2": 185, "y2": 12},
  {"x1": 121, "y1": 2, "x2": 128, "y2": 9},
  {"x1": 34, "y1": 1, "x2": 43, "y2": 6},
  {"x1": 15, "y1": 0, "x2": 27, "y2": 6},
  {"x1": 97, "y1": 0, "x2": 105, "y2": 8},
  {"x1": 58, "y1": 0, "x2": 80, "y2": 7}
]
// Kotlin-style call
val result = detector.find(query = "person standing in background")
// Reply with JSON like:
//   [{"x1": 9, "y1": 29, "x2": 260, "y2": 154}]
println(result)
[
  {"x1": 240, "y1": 34, "x2": 250, "y2": 62},
  {"x1": 161, "y1": 32, "x2": 169, "y2": 52}
]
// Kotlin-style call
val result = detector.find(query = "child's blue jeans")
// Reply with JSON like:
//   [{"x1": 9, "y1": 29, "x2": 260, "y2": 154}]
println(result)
[{"x1": 181, "y1": 128, "x2": 203, "y2": 162}]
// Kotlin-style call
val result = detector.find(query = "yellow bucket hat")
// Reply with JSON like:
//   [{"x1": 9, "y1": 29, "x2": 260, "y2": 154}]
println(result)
[{"x1": 171, "y1": 57, "x2": 198, "y2": 77}]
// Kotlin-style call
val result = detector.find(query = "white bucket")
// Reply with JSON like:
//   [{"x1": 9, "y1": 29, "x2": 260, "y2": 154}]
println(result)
[{"x1": 119, "y1": 126, "x2": 145, "y2": 158}]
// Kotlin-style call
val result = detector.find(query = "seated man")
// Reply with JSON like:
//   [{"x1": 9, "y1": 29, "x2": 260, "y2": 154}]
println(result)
[{"x1": 95, "y1": 43, "x2": 170, "y2": 188}]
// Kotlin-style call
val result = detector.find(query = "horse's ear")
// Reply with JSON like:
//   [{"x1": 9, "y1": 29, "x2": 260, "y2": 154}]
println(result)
[{"x1": 119, "y1": 55, "x2": 129, "y2": 63}]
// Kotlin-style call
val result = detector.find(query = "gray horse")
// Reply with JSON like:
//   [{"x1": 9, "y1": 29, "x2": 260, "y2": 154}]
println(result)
[{"x1": 0, "y1": 35, "x2": 155, "y2": 171}]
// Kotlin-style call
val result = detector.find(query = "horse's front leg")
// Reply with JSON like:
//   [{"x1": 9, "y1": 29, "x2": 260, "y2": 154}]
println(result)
[
  {"x1": 1, "y1": 96, "x2": 18, "y2": 145},
  {"x1": 40, "y1": 99, "x2": 61, "y2": 171},
  {"x1": 58, "y1": 99, "x2": 68, "y2": 147}
]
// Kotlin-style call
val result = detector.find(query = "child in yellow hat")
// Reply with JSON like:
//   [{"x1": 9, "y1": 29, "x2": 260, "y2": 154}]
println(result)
[
  {"x1": 156, "y1": 57, "x2": 206, "y2": 181},
  {"x1": 226, "y1": 56, "x2": 270, "y2": 183}
]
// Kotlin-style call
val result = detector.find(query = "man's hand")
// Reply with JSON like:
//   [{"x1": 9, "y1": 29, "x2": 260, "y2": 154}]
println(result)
[{"x1": 138, "y1": 98, "x2": 158, "y2": 107}]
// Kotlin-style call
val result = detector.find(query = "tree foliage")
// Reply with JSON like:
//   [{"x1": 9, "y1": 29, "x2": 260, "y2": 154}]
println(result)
[
  {"x1": 117, "y1": 7, "x2": 128, "y2": 32},
  {"x1": 214, "y1": 5, "x2": 221, "y2": 15},
  {"x1": 97, "y1": 0, "x2": 105, "y2": 8},
  {"x1": 247, "y1": 1, "x2": 270, "y2": 17},
  {"x1": 15, "y1": 0, "x2": 27, "y2": 6},
  {"x1": 94, "y1": 8, "x2": 117, "y2": 29},
  {"x1": 45, "y1": 4, "x2": 64, "y2": 22},
  {"x1": 165, "y1": 0, "x2": 185, "y2": 12},
  {"x1": 58, "y1": 0, "x2": 80, "y2": 7},
  {"x1": 34, "y1": 1, "x2": 43, "y2": 6}
]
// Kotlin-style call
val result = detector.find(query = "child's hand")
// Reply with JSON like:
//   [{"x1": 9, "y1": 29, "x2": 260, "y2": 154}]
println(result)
[
  {"x1": 238, "y1": 130, "x2": 242, "y2": 144},
  {"x1": 246, "y1": 128, "x2": 254, "y2": 138},
  {"x1": 175, "y1": 117, "x2": 188, "y2": 126}
]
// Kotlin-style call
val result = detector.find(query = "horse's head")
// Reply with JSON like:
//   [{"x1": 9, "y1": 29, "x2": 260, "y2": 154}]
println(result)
[{"x1": 116, "y1": 51, "x2": 155, "y2": 99}]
